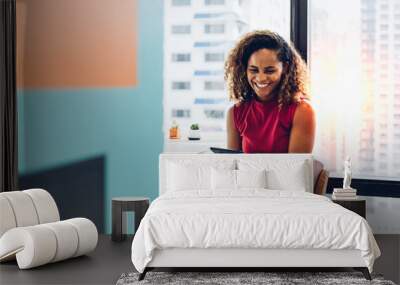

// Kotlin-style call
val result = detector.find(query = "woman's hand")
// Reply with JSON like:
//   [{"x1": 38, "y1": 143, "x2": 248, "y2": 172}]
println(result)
[{"x1": 288, "y1": 100, "x2": 316, "y2": 153}]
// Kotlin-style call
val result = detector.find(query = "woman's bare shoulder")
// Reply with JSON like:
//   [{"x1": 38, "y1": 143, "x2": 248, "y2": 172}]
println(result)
[
  {"x1": 295, "y1": 94, "x2": 314, "y2": 111},
  {"x1": 294, "y1": 99, "x2": 315, "y2": 121}
]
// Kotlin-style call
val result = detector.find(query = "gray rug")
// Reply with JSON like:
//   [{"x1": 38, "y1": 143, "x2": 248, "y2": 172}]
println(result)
[{"x1": 116, "y1": 271, "x2": 396, "y2": 285}]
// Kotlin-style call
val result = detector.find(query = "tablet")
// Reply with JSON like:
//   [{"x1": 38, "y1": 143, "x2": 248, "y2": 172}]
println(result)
[{"x1": 210, "y1": 147, "x2": 243, "y2": 154}]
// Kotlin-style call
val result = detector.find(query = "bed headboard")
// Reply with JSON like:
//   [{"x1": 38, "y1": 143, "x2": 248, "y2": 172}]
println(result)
[{"x1": 159, "y1": 153, "x2": 314, "y2": 196}]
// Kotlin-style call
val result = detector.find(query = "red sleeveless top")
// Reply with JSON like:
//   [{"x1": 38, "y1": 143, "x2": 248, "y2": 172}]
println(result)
[{"x1": 233, "y1": 98, "x2": 299, "y2": 153}]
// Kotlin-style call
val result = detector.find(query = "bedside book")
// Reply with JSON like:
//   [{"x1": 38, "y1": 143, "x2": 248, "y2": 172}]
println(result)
[
  {"x1": 332, "y1": 188, "x2": 357, "y2": 200},
  {"x1": 332, "y1": 195, "x2": 358, "y2": 200},
  {"x1": 333, "y1": 192, "x2": 356, "y2": 197},
  {"x1": 333, "y1": 188, "x2": 357, "y2": 193}
]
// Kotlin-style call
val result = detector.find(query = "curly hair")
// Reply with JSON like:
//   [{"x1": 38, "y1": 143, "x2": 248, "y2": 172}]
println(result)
[{"x1": 224, "y1": 30, "x2": 309, "y2": 107}]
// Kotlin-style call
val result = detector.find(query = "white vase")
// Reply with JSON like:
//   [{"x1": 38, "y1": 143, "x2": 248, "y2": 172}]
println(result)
[{"x1": 188, "y1": 129, "x2": 201, "y2": 140}]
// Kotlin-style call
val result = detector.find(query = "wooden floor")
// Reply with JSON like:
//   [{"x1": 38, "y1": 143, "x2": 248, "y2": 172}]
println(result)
[{"x1": 0, "y1": 234, "x2": 398, "y2": 285}]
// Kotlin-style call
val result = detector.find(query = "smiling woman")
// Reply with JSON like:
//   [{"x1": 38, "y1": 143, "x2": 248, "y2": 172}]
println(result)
[{"x1": 224, "y1": 30, "x2": 315, "y2": 153}]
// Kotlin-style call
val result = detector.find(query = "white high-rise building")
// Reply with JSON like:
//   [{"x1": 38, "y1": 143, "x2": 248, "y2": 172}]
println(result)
[
  {"x1": 310, "y1": 0, "x2": 400, "y2": 180},
  {"x1": 359, "y1": 0, "x2": 400, "y2": 178}
]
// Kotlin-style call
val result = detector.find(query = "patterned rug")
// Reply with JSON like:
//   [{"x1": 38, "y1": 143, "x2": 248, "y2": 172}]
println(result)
[{"x1": 116, "y1": 271, "x2": 396, "y2": 285}]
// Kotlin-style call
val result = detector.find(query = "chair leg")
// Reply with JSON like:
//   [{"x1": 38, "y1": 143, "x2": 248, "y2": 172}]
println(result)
[
  {"x1": 138, "y1": 268, "x2": 148, "y2": 281},
  {"x1": 354, "y1": 267, "x2": 371, "y2": 280}
]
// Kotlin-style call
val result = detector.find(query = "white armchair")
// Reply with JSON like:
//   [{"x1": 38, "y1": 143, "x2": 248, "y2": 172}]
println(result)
[{"x1": 0, "y1": 188, "x2": 98, "y2": 269}]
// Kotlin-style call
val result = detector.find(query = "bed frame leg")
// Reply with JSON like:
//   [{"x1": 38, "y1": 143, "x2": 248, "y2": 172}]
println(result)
[
  {"x1": 354, "y1": 267, "x2": 371, "y2": 280},
  {"x1": 138, "y1": 268, "x2": 148, "y2": 281}
]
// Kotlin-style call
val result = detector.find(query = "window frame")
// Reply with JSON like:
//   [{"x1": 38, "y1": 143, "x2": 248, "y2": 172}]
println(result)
[{"x1": 290, "y1": 0, "x2": 308, "y2": 62}]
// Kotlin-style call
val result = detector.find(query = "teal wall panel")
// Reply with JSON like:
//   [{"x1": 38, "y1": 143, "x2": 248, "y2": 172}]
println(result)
[
  {"x1": 17, "y1": 91, "x2": 25, "y2": 173},
  {"x1": 17, "y1": 0, "x2": 163, "y2": 233}
]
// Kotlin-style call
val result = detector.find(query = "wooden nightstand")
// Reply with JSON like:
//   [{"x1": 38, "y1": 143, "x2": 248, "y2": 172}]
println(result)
[{"x1": 332, "y1": 199, "x2": 366, "y2": 218}]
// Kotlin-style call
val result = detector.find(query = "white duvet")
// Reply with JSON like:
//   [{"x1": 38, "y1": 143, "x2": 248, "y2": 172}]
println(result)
[{"x1": 131, "y1": 190, "x2": 380, "y2": 273}]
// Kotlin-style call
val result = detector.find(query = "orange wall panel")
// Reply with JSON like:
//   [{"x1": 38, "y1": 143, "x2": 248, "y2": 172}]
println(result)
[{"x1": 17, "y1": 0, "x2": 137, "y2": 89}]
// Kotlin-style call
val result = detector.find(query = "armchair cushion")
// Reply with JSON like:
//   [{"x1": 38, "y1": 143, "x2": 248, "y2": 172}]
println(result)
[
  {"x1": 24, "y1": 188, "x2": 60, "y2": 224},
  {"x1": 0, "y1": 196, "x2": 17, "y2": 237},
  {"x1": 0, "y1": 218, "x2": 98, "y2": 269},
  {"x1": 1, "y1": 191, "x2": 40, "y2": 228},
  {"x1": 0, "y1": 189, "x2": 98, "y2": 269}
]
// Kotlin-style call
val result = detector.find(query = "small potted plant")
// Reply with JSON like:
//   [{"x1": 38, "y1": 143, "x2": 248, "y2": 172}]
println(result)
[
  {"x1": 169, "y1": 120, "x2": 180, "y2": 139},
  {"x1": 188, "y1": 123, "x2": 201, "y2": 140}
]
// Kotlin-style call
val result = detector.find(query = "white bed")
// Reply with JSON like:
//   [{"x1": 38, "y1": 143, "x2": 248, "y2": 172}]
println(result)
[{"x1": 131, "y1": 154, "x2": 380, "y2": 280}]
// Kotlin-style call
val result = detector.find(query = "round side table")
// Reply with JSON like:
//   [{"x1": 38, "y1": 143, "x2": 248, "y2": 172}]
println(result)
[{"x1": 112, "y1": 197, "x2": 149, "y2": 242}]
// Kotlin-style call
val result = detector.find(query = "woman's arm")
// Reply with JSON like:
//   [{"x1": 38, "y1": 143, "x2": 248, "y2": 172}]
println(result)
[
  {"x1": 226, "y1": 106, "x2": 242, "y2": 150},
  {"x1": 288, "y1": 100, "x2": 316, "y2": 153}
]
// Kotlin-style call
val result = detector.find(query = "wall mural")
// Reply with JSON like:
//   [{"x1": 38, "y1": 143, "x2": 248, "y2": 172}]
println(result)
[{"x1": 16, "y1": 0, "x2": 137, "y2": 89}]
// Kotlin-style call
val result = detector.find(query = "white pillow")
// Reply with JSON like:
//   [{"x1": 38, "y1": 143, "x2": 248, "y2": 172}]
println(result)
[
  {"x1": 237, "y1": 159, "x2": 311, "y2": 192},
  {"x1": 168, "y1": 163, "x2": 208, "y2": 191},
  {"x1": 236, "y1": 169, "x2": 267, "y2": 189},
  {"x1": 267, "y1": 167, "x2": 307, "y2": 191},
  {"x1": 167, "y1": 159, "x2": 235, "y2": 191},
  {"x1": 211, "y1": 168, "x2": 236, "y2": 190},
  {"x1": 211, "y1": 169, "x2": 268, "y2": 190}
]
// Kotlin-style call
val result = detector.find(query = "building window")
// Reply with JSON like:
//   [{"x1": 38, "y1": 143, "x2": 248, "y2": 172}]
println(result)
[
  {"x1": 194, "y1": 98, "x2": 226, "y2": 104},
  {"x1": 380, "y1": 24, "x2": 389, "y2": 31},
  {"x1": 172, "y1": 81, "x2": 191, "y2": 90},
  {"x1": 380, "y1": 4, "x2": 389, "y2": 10},
  {"x1": 204, "y1": 81, "x2": 224, "y2": 90},
  {"x1": 380, "y1": 34, "x2": 389, "y2": 40},
  {"x1": 204, "y1": 109, "x2": 225, "y2": 119},
  {"x1": 171, "y1": 25, "x2": 191, "y2": 34},
  {"x1": 205, "y1": 52, "x2": 224, "y2": 62},
  {"x1": 172, "y1": 53, "x2": 191, "y2": 62},
  {"x1": 172, "y1": 0, "x2": 191, "y2": 7},
  {"x1": 205, "y1": 0, "x2": 225, "y2": 5},
  {"x1": 172, "y1": 109, "x2": 191, "y2": 118},
  {"x1": 204, "y1": 24, "x2": 225, "y2": 34}
]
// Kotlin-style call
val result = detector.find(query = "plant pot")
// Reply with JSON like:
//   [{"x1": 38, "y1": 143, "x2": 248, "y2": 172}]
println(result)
[
  {"x1": 169, "y1": 127, "x2": 180, "y2": 139},
  {"x1": 188, "y1": 129, "x2": 201, "y2": 140}
]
